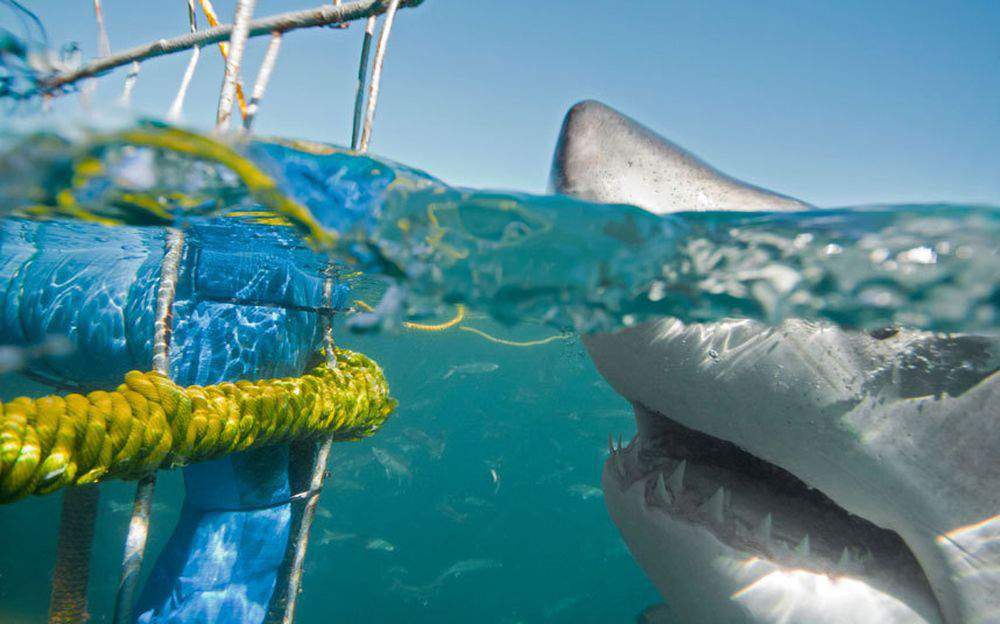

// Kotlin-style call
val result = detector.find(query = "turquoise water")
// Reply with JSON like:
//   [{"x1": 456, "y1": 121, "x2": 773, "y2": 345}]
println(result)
[{"x1": 0, "y1": 125, "x2": 996, "y2": 622}]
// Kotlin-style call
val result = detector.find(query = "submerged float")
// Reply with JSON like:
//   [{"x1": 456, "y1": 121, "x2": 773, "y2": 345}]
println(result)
[{"x1": 0, "y1": 122, "x2": 422, "y2": 622}]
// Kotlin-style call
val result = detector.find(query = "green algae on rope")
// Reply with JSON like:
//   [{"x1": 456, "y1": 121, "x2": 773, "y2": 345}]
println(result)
[{"x1": 0, "y1": 348, "x2": 396, "y2": 503}]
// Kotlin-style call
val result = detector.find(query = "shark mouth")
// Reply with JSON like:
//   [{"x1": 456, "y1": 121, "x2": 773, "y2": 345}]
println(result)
[{"x1": 606, "y1": 401, "x2": 944, "y2": 623}]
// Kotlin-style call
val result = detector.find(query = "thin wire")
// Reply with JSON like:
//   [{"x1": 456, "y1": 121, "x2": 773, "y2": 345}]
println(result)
[
  {"x1": 357, "y1": 0, "x2": 401, "y2": 153},
  {"x1": 119, "y1": 60, "x2": 140, "y2": 105},
  {"x1": 350, "y1": 16, "x2": 376, "y2": 150},
  {"x1": 93, "y1": 0, "x2": 111, "y2": 57},
  {"x1": 167, "y1": 0, "x2": 201, "y2": 121},
  {"x1": 216, "y1": 0, "x2": 256, "y2": 131},
  {"x1": 242, "y1": 31, "x2": 283, "y2": 131}
]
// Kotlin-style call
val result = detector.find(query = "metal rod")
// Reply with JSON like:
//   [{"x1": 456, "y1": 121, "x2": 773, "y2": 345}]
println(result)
[
  {"x1": 167, "y1": 47, "x2": 200, "y2": 121},
  {"x1": 167, "y1": 0, "x2": 200, "y2": 121},
  {"x1": 48, "y1": 485, "x2": 100, "y2": 624},
  {"x1": 119, "y1": 60, "x2": 141, "y2": 105},
  {"x1": 243, "y1": 31, "x2": 283, "y2": 131},
  {"x1": 216, "y1": 0, "x2": 256, "y2": 131},
  {"x1": 112, "y1": 229, "x2": 184, "y2": 624},
  {"x1": 271, "y1": 436, "x2": 334, "y2": 624},
  {"x1": 111, "y1": 474, "x2": 155, "y2": 624},
  {"x1": 350, "y1": 16, "x2": 376, "y2": 150},
  {"x1": 267, "y1": 274, "x2": 338, "y2": 624},
  {"x1": 41, "y1": 0, "x2": 422, "y2": 93},
  {"x1": 357, "y1": 0, "x2": 400, "y2": 153},
  {"x1": 93, "y1": 0, "x2": 112, "y2": 57}
]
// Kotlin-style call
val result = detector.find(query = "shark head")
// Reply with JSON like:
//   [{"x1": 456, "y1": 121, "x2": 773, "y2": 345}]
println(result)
[{"x1": 551, "y1": 101, "x2": 1000, "y2": 624}]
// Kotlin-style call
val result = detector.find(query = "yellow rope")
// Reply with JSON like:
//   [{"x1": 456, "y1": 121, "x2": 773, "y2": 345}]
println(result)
[
  {"x1": 457, "y1": 325, "x2": 570, "y2": 347},
  {"x1": 41, "y1": 126, "x2": 336, "y2": 248},
  {"x1": 0, "y1": 348, "x2": 394, "y2": 504},
  {"x1": 353, "y1": 299, "x2": 568, "y2": 346},
  {"x1": 402, "y1": 304, "x2": 465, "y2": 331}
]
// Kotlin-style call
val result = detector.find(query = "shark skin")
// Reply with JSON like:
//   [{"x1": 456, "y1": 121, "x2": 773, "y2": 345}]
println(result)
[
  {"x1": 549, "y1": 100, "x2": 811, "y2": 214},
  {"x1": 550, "y1": 101, "x2": 1000, "y2": 624}
]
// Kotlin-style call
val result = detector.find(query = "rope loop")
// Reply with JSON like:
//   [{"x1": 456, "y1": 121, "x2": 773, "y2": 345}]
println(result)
[{"x1": 0, "y1": 348, "x2": 395, "y2": 503}]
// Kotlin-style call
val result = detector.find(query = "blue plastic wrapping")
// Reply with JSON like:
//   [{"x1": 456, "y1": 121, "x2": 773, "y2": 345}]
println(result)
[{"x1": 0, "y1": 138, "x2": 416, "y2": 623}]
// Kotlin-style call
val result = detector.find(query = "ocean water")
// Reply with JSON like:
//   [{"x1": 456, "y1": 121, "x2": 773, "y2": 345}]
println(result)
[{"x1": 0, "y1": 124, "x2": 996, "y2": 623}]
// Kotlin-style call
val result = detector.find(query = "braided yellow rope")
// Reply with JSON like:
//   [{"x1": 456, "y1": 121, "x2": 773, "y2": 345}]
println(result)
[{"x1": 0, "y1": 348, "x2": 395, "y2": 504}]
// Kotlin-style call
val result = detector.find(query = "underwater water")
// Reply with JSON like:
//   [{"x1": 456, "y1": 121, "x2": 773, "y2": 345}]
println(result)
[{"x1": 0, "y1": 124, "x2": 996, "y2": 623}]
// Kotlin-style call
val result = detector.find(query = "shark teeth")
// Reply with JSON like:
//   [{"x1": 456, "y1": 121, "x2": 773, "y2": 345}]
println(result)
[
  {"x1": 755, "y1": 513, "x2": 773, "y2": 546},
  {"x1": 795, "y1": 534, "x2": 811, "y2": 558},
  {"x1": 654, "y1": 472, "x2": 673, "y2": 506},
  {"x1": 700, "y1": 486, "x2": 726, "y2": 525},
  {"x1": 667, "y1": 460, "x2": 686, "y2": 496},
  {"x1": 838, "y1": 547, "x2": 857, "y2": 572}
]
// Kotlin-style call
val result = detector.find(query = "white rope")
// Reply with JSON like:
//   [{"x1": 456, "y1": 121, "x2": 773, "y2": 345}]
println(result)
[
  {"x1": 242, "y1": 32, "x2": 283, "y2": 131},
  {"x1": 119, "y1": 61, "x2": 141, "y2": 105},
  {"x1": 93, "y1": 0, "x2": 112, "y2": 57},
  {"x1": 112, "y1": 228, "x2": 184, "y2": 624},
  {"x1": 350, "y1": 16, "x2": 376, "y2": 150},
  {"x1": 216, "y1": 0, "x2": 256, "y2": 131},
  {"x1": 167, "y1": 0, "x2": 201, "y2": 122},
  {"x1": 357, "y1": 0, "x2": 400, "y2": 153}
]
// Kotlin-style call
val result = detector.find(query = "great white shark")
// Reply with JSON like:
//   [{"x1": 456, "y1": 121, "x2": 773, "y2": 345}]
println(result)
[{"x1": 550, "y1": 101, "x2": 999, "y2": 624}]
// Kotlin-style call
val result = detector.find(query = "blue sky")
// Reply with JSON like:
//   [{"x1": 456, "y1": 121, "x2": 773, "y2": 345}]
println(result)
[{"x1": 11, "y1": 1, "x2": 1000, "y2": 206}]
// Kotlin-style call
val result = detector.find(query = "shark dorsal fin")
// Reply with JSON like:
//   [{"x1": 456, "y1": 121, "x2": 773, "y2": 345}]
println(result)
[{"x1": 549, "y1": 100, "x2": 811, "y2": 214}]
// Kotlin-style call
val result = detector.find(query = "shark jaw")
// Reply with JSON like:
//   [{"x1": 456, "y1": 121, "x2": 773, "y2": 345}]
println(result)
[
  {"x1": 588, "y1": 318, "x2": 998, "y2": 624},
  {"x1": 603, "y1": 402, "x2": 943, "y2": 624}
]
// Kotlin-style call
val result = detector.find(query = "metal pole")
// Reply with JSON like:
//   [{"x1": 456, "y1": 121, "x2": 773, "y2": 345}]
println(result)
[
  {"x1": 41, "y1": 1, "x2": 423, "y2": 93},
  {"x1": 357, "y1": 0, "x2": 400, "y2": 153},
  {"x1": 350, "y1": 16, "x2": 376, "y2": 150},
  {"x1": 93, "y1": 0, "x2": 112, "y2": 57},
  {"x1": 269, "y1": 436, "x2": 334, "y2": 624},
  {"x1": 243, "y1": 32, "x2": 283, "y2": 131},
  {"x1": 111, "y1": 475, "x2": 155, "y2": 624},
  {"x1": 266, "y1": 274, "x2": 338, "y2": 624},
  {"x1": 167, "y1": 0, "x2": 201, "y2": 121},
  {"x1": 216, "y1": 0, "x2": 256, "y2": 131},
  {"x1": 112, "y1": 229, "x2": 184, "y2": 624},
  {"x1": 119, "y1": 61, "x2": 141, "y2": 105}
]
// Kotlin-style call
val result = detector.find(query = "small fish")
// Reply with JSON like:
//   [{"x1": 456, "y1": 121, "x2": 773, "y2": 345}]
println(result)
[
  {"x1": 372, "y1": 447, "x2": 412, "y2": 483},
  {"x1": 366, "y1": 538, "x2": 396, "y2": 552},
  {"x1": 442, "y1": 361, "x2": 499, "y2": 380},
  {"x1": 330, "y1": 478, "x2": 365, "y2": 493},
  {"x1": 568, "y1": 484, "x2": 603, "y2": 500},
  {"x1": 436, "y1": 502, "x2": 469, "y2": 524},
  {"x1": 489, "y1": 467, "x2": 501, "y2": 494},
  {"x1": 316, "y1": 507, "x2": 333, "y2": 519},
  {"x1": 402, "y1": 427, "x2": 446, "y2": 459},
  {"x1": 462, "y1": 496, "x2": 490, "y2": 508},
  {"x1": 435, "y1": 558, "x2": 502, "y2": 583},
  {"x1": 319, "y1": 529, "x2": 356, "y2": 545},
  {"x1": 544, "y1": 596, "x2": 580, "y2": 619}
]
